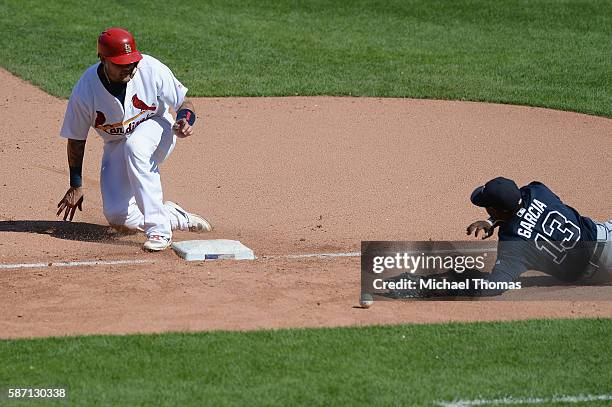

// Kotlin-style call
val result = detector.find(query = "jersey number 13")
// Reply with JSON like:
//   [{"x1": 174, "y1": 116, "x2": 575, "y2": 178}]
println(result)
[{"x1": 534, "y1": 211, "x2": 581, "y2": 264}]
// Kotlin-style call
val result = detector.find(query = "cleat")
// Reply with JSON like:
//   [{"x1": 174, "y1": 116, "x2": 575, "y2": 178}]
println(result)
[
  {"x1": 143, "y1": 235, "x2": 172, "y2": 252},
  {"x1": 166, "y1": 201, "x2": 213, "y2": 233},
  {"x1": 185, "y1": 212, "x2": 213, "y2": 233}
]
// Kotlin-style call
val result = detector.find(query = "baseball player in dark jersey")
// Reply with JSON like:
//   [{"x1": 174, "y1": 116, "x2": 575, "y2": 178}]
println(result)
[{"x1": 466, "y1": 177, "x2": 611, "y2": 295}]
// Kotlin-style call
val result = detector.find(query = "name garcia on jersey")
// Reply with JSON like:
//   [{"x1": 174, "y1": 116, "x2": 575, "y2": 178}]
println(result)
[{"x1": 516, "y1": 199, "x2": 547, "y2": 239}]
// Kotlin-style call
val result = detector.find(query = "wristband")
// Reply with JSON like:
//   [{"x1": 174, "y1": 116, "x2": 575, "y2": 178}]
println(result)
[
  {"x1": 486, "y1": 217, "x2": 499, "y2": 227},
  {"x1": 176, "y1": 108, "x2": 196, "y2": 126},
  {"x1": 69, "y1": 166, "x2": 83, "y2": 188}
]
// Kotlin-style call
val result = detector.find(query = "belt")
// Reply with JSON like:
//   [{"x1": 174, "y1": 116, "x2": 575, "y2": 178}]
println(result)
[{"x1": 588, "y1": 223, "x2": 609, "y2": 270}]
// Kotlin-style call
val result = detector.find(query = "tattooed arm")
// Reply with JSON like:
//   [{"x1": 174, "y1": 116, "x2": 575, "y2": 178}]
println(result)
[{"x1": 57, "y1": 139, "x2": 86, "y2": 221}]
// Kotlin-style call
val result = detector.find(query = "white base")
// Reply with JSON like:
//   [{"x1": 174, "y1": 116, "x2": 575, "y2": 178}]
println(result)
[{"x1": 171, "y1": 239, "x2": 255, "y2": 261}]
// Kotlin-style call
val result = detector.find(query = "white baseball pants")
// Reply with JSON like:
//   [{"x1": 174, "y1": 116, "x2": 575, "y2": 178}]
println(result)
[
  {"x1": 595, "y1": 220, "x2": 612, "y2": 271},
  {"x1": 100, "y1": 115, "x2": 190, "y2": 238}
]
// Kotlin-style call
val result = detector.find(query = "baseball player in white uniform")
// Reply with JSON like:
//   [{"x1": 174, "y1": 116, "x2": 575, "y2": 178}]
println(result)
[{"x1": 57, "y1": 27, "x2": 212, "y2": 251}]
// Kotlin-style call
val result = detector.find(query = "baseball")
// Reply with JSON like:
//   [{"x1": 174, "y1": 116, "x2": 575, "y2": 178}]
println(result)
[{"x1": 359, "y1": 293, "x2": 374, "y2": 309}]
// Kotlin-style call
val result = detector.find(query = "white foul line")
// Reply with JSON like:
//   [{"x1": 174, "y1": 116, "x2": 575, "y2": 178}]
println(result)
[
  {"x1": 436, "y1": 394, "x2": 612, "y2": 407},
  {"x1": 0, "y1": 259, "x2": 153, "y2": 270},
  {"x1": 264, "y1": 252, "x2": 361, "y2": 259},
  {"x1": 264, "y1": 248, "x2": 498, "y2": 260},
  {"x1": 0, "y1": 248, "x2": 499, "y2": 269}
]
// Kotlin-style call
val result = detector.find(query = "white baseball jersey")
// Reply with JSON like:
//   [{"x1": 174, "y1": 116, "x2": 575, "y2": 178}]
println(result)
[
  {"x1": 60, "y1": 54, "x2": 188, "y2": 143},
  {"x1": 60, "y1": 54, "x2": 194, "y2": 239}
]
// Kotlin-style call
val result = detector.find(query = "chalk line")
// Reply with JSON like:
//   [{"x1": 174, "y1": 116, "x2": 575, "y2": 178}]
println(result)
[
  {"x1": 436, "y1": 393, "x2": 612, "y2": 407},
  {"x1": 0, "y1": 259, "x2": 153, "y2": 270},
  {"x1": 264, "y1": 252, "x2": 361, "y2": 259},
  {"x1": 264, "y1": 247, "x2": 497, "y2": 260},
  {"x1": 0, "y1": 247, "x2": 499, "y2": 269}
]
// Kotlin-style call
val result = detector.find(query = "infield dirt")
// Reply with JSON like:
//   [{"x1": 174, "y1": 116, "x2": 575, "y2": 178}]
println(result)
[{"x1": 1, "y1": 68, "x2": 611, "y2": 339}]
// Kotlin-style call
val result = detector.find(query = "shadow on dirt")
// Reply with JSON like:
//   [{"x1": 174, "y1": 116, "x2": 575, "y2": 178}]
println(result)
[{"x1": 0, "y1": 220, "x2": 139, "y2": 245}]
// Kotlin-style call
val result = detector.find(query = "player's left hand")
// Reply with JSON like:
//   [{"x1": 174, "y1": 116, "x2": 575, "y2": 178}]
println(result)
[
  {"x1": 466, "y1": 220, "x2": 495, "y2": 239},
  {"x1": 173, "y1": 118, "x2": 193, "y2": 138}
]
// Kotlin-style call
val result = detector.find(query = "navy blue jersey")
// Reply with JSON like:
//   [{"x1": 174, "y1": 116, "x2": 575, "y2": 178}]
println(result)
[{"x1": 488, "y1": 182, "x2": 597, "y2": 285}]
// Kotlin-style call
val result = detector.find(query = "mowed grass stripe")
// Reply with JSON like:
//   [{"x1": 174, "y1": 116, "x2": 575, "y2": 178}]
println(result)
[
  {"x1": 0, "y1": 0, "x2": 610, "y2": 116},
  {"x1": 1, "y1": 319, "x2": 611, "y2": 406}
]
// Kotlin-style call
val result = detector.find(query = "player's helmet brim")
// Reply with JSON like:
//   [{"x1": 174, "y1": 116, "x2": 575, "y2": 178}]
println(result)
[
  {"x1": 106, "y1": 51, "x2": 142, "y2": 65},
  {"x1": 470, "y1": 186, "x2": 487, "y2": 207}
]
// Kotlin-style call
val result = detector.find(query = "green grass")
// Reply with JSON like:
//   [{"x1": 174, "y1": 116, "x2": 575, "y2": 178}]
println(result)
[
  {"x1": 1, "y1": 319, "x2": 611, "y2": 406},
  {"x1": 0, "y1": 0, "x2": 610, "y2": 116}
]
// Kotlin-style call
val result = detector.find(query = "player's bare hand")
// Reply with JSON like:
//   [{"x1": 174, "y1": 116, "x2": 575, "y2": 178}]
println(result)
[
  {"x1": 57, "y1": 187, "x2": 84, "y2": 221},
  {"x1": 173, "y1": 118, "x2": 193, "y2": 138},
  {"x1": 466, "y1": 220, "x2": 494, "y2": 239}
]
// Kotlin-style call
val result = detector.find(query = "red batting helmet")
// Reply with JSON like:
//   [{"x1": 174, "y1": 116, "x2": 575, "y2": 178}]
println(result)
[{"x1": 98, "y1": 28, "x2": 142, "y2": 65}]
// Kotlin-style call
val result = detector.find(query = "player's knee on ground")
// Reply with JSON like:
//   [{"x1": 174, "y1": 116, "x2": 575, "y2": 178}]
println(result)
[
  {"x1": 104, "y1": 208, "x2": 128, "y2": 227},
  {"x1": 104, "y1": 208, "x2": 142, "y2": 232}
]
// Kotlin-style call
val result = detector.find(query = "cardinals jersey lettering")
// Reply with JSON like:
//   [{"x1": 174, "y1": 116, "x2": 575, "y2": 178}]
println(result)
[{"x1": 60, "y1": 54, "x2": 187, "y2": 143}]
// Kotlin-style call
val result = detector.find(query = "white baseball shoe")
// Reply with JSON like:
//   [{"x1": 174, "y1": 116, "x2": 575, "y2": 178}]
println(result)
[
  {"x1": 143, "y1": 235, "x2": 172, "y2": 252},
  {"x1": 165, "y1": 201, "x2": 213, "y2": 233}
]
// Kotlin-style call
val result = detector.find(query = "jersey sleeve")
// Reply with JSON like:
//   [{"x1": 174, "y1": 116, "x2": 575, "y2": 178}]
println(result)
[
  {"x1": 60, "y1": 83, "x2": 92, "y2": 141},
  {"x1": 157, "y1": 63, "x2": 188, "y2": 112},
  {"x1": 478, "y1": 245, "x2": 527, "y2": 296},
  {"x1": 488, "y1": 255, "x2": 527, "y2": 283}
]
